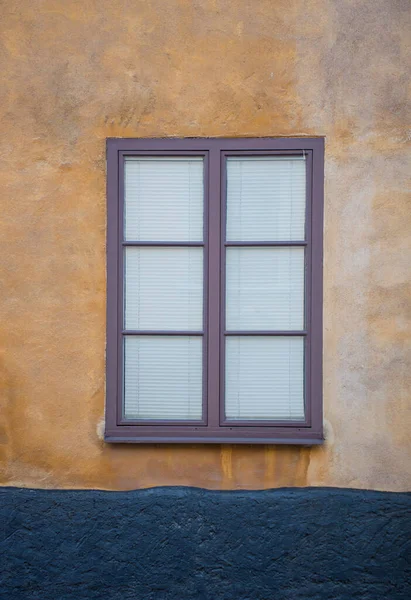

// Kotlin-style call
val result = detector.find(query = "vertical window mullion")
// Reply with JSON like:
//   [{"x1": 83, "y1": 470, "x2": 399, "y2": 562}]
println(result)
[
  {"x1": 219, "y1": 153, "x2": 228, "y2": 426},
  {"x1": 201, "y1": 152, "x2": 209, "y2": 426},
  {"x1": 206, "y1": 147, "x2": 221, "y2": 428}
]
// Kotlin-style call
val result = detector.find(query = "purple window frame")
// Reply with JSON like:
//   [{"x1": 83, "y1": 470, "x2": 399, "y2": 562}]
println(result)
[{"x1": 106, "y1": 137, "x2": 324, "y2": 444}]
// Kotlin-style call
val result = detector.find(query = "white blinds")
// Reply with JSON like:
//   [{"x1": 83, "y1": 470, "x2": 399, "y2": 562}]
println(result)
[
  {"x1": 226, "y1": 157, "x2": 306, "y2": 241},
  {"x1": 225, "y1": 155, "x2": 306, "y2": 422},
  {"x1": 225, "y1": 337, "x2": 305, "y2": 420},
  {"x1": 125, "y1": 157, "x2": 203, "y2": 241},
  {"x1": 122, "y1": 153, "x2": 306, "y2": 424},
  {"x1": 124, "y1": 336, "x2": 203, "y2": 420},
  {"x1": 124, "y1": 247, "x2": 203, "y2": 331},
  {"x1": 123, "y1": 157, "x2": 204, "y2": 421},
  {"x1": 226, "y1": 247, "x2": 304, "y2": 331}
]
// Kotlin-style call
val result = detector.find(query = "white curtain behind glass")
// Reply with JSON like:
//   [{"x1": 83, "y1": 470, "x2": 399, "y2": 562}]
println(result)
[
  {"x1": 124, "y1": 247, "x2": 203, "y2": 331},
  {"x1": 125, "y1": 157, "x2": 203, "y2": 241},
  {"x1": 226, "y1": 247, "x2": 304, "y2": 331},
  {"x1": 225, "y1": 336, "x2": 305, "y2": 420},
  {"x1": 124, "y1": 336, "x2": 202, "y2": 420},
  {"x1": 225, "y1": 156, "x2": 306, "y2": 421},
  {"x1": 123, "y1": 157, "x2": 204, "y2": 421},
  {"x1": 226, "y1": 157, "x2": 305, "y2": 241}
]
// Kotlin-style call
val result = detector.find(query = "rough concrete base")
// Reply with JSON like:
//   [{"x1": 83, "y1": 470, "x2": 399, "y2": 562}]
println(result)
[{"x1": 1, "y1": 487, "x2": 410, "y2": 599}]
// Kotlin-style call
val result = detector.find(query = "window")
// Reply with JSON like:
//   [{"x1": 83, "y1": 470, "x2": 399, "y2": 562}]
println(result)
[{"x1": 106, "y1": 138, "x2": 324, "y2": 443}]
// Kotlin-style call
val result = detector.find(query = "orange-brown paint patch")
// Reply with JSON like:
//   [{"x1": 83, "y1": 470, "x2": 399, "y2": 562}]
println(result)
[{"x1": 0, "y1": 0, "x2": 410, "y2": 491}]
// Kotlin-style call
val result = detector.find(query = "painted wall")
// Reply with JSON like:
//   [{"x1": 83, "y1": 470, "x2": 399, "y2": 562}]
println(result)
[
  {"x1": 0, "y1": 0, "x2": 410, "y2": 491},
  {"x1": 2, "y1": 487, "x2": 410, "y2": 598}
]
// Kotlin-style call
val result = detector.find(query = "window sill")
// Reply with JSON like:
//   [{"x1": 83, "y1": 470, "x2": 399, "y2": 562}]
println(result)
[{"x1": 104, "y1": 431, "x2": 324, "y2": 445}]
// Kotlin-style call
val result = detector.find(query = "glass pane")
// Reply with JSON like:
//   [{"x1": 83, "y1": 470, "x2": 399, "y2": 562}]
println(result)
[
  {"x1": 124, "y1": 157, "x2": 203, "y2": 241},
  {"x1": 124, "y1": 336, "x2": 203, "y2": 420},
  {"x1": 226, "y1": 247, "x2": 304, "y2": 331},
  {"x1": 225, "y1": 336, "x2": 304, "y2": 421},
  {"x1": 124, "y1": 247, "x2": 203, "y2": 331},
  {"x1": 226, "y1": 157, "x2": 306, "y2": 241}
]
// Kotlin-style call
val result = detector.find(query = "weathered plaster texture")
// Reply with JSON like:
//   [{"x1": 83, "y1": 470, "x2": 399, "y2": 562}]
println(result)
[
  {"x1": 0, "y1": 0, "x2": 410, "y2": 490},
  {"x1": 2, "y1": 487, "x2": 411, "y2": 600}
]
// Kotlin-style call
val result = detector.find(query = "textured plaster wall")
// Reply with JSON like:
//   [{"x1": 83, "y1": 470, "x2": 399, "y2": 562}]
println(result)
[
  {"x1": 0, "y1": 0, "x2": 410, "y2": 491},
  {"x1": 2, "y1": 487, "x2": 411, "y2": 599}
]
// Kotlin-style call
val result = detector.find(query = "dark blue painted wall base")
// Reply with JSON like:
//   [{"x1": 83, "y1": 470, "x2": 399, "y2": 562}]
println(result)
[{"x1": 1, "y1": 487, "x2": 410, "y2": 600}]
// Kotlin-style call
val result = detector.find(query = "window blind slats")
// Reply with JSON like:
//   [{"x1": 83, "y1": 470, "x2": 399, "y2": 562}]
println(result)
[
  {"x1": 224, "y1": 156, "x2": 306, "y2": 422},
  {"x1": 124, "y1": 336, "x2": 203, "y2": 420},
  {"x1": 226, "y1": 157, "x2": 306, "y2": 241},
  {"x1": 225, "y1": 336, "x2": 305, "y2": 421},
  {"x1": 124, "y1": 247, "x2": 203, "y2": 331},
  {"x1": 124, "y1": 157, "x2": 203, "y2": 242},
  {"x1": 123, "y1": 157, "x2": 204, "y2": 422},
  {"x1": 226, "y1": 247, "x2": 304, "y2": 331}
]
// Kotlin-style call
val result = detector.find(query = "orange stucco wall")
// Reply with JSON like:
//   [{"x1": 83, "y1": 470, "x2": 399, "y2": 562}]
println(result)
[{"x1": 0, "y1": 0, "x2": 410, "y2": 491}]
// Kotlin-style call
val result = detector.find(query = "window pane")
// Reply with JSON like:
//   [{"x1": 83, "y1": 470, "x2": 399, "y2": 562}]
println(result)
[
  {"x1": 226, "y1": 157, "x2": 305, "y2": 241},
  {"x1": 124, "y1": 336, "x2": 203, "y2": 420},
  {"x1": 226, "y1": 247, "x2": 304, "y2": 331},
  {"x1": 124, "y1": 247, "x2": 203, "y2": 331},
  {"x1": 225, "y1": 336, "x2": 304, "y2": 421},
  {"x1": 125, "y1": 157, "x2": 203, "y2": 241}
]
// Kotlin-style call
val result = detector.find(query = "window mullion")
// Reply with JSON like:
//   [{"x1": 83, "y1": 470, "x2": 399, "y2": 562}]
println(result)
[{"x1": 206, "y1": 147, "x2": 221, "y2": 428}]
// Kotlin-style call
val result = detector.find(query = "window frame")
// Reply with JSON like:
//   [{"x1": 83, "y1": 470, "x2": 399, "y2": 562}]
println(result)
[{"x1": 106, "y1": 137, "x2": 324, "y2": 444}]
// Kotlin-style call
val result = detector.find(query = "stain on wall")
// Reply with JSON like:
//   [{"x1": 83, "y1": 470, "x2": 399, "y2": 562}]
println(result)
[{"x1": 0, "y1": 0, "x2": 410, "y2": 491}]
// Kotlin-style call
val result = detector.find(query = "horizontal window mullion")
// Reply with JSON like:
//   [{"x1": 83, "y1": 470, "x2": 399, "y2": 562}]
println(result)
[
  {"x1": 118, "y1": 418, "x2": 206, "y2": 426},
  {"x1": 224, "y1": 330, "x2": 307, "y2": 336},
  {"x1": 225, "y1": 241, "x2": 307, "y2": 247},
  {"x1": 122, "y1": 241, "x2": 204, "y2": 247},
  {"x1": 122, "y1": 330, "x2": 204, "y2": 336}
]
